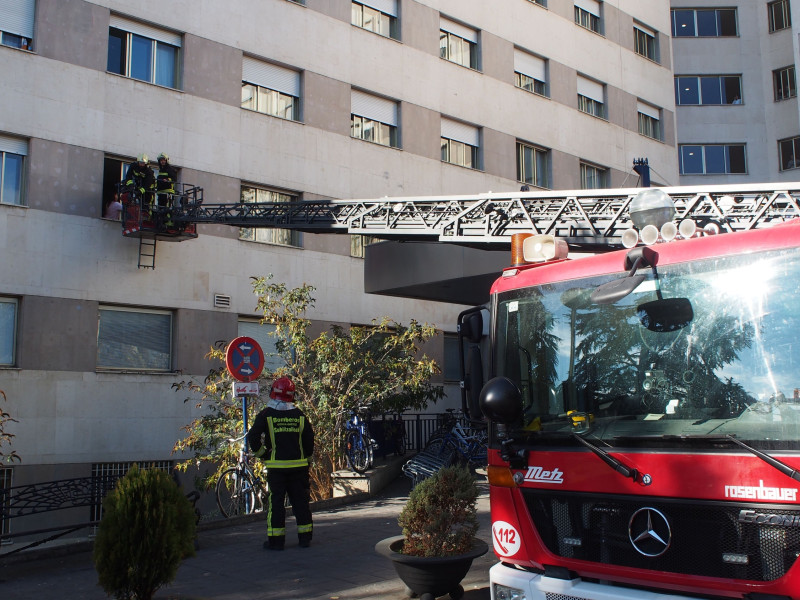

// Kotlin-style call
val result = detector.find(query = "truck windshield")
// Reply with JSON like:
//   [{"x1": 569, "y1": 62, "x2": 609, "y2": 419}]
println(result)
[{"x1": 495, "y1": 247, "x2": 800, "y2": 448}]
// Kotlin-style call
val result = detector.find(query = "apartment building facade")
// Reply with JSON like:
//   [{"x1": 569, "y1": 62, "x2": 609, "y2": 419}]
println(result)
[
  {"x1": 0, "y1": 0, "x2": 676, "y2": 524},
  {"x1": 672, "y1": 0, "x2": 800, "y2": 183}
]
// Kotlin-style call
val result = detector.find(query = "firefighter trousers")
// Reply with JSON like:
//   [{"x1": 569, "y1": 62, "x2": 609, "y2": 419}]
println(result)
[{"x1": 266, "y1": 466, "x2": 313, "y2": 548}]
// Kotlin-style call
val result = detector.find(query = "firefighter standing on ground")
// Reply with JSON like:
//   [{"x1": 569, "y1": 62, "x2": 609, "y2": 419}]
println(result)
[{"x1": 246, "y1": 376, "x2": 315, "y2": 550}]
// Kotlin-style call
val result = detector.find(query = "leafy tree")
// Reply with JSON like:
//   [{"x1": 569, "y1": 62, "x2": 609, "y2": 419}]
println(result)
[
  {"x1": 174, "y1": 276, "x2": 443, "y2": 499},
  {"x1": 0, "y1": 390, "x2": 20, "y2": 464}
]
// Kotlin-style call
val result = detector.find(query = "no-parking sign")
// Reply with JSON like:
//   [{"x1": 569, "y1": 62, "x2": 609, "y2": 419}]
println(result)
[{"x1": 225, "y1": 336, "x2": 265, "y2": 383}]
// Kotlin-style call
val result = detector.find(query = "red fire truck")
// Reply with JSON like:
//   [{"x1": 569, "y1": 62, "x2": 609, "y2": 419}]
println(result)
[{"x1": 474, "y1": 188, "x2": 800, "y2": 599}]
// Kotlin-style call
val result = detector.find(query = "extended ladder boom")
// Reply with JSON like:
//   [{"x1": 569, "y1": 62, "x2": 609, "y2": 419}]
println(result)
[{"x1": 175, "y1": 182, "x2": 800, "y2": 250}]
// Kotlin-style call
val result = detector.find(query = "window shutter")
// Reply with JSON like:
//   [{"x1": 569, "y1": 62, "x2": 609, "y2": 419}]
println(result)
[
  {"x1": 440, "y1": 17, "x2": 478, "y2": 43},
  {"x1": 514, "y1": 50, "x2": 546, "y2": 81},
  {"x1": 359, "y1": 0, "x2": 397, "y2": 17},
  {"x1": 351, "y1": 90, "x2": 397, "y2": 126},
  {"x1": 634, "y1": 22, "x2": 656, "y2": 37},
  {"x1": 577, "y1": 76, "x2": 604, "y2": 102},
  {"x1": 109, "y1": 15, "x2": 182, "y2": 47},
  {"x1": 0, "y1": 0, "x2": 34, "y2": 38},
  {"x1": 242, "y1": 57, "x2": 300, "y2": 97},
  {"x1": 637, "y1": 101, "x2": 660, "y2": 119},
  {"x1": 441, "y1": 118, "x2": 479, "y2": 147},
  {"x1": 0, "y1": 134, "x2": 27, "y2": 156},
  {"x1": 574, "y1": 0, "x2": 600, "y2": 17}
]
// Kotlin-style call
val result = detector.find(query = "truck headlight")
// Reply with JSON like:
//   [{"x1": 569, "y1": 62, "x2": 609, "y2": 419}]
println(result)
[{"x1": 493, "y1": 583, "x2": 527, "y2": 600}]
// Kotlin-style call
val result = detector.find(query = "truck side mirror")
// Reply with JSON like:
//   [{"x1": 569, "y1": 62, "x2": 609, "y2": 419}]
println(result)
[{"x1": 479, "y1": 377, "x2": 523, "y2": 425}]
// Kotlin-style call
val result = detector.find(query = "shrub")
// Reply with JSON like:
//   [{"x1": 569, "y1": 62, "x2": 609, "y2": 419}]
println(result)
[
  {"x1": 93, "y1": 465, "x2": 196, "y2": 600},
  {"x1": 397, "y1": 465, "x2": 479, "y2": 557}
]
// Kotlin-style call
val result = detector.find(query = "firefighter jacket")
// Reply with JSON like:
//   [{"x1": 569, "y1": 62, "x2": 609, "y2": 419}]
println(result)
[
  {"x1": 247, "y1": 398, "x2": 314, "y2": 469},
  {"x1": 156, "y1": 162, "x2": 177, "y2": 192},
  {"x1": 124, "y1": 163, "x2": 155, "y2": 194}
]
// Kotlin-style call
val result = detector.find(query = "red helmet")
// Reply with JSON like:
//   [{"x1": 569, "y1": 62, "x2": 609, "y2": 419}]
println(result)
[{"x1": 270, "y1": 376, "x2": 296, "y2": 402}]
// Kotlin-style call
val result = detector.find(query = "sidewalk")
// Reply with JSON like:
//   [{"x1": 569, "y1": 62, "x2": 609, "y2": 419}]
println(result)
[{"x1": 0, "y1": 475, "x2": 497, "y2": 600}]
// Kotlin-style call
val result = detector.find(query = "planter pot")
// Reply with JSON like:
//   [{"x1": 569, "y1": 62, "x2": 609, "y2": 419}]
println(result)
[{"x1": 375, "y1": 535, "x2": 488, "y2": 600}]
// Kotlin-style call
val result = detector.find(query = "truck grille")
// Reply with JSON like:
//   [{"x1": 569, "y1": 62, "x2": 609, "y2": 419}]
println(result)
[{"x1": 522, "y1": 489, "x2": 800, "y2": 582}]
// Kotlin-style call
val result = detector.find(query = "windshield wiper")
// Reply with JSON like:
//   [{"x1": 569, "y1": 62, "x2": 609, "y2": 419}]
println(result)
[
  {"x1": 726, "y1": 435, "x2": 800, "y2": 484},
  {"x1": 572, "y1": 433, "x2": 651, "y2": 486}
]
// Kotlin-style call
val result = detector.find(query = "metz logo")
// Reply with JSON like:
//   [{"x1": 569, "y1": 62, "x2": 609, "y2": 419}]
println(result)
[{"x1": 523, "y1": 466, "x2": 564, "y2": 484}]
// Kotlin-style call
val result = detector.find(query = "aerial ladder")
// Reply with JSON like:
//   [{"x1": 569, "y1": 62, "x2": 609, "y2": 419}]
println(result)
[{"x1": 120, "y1": 180, "x2": 800, "y2": 268}]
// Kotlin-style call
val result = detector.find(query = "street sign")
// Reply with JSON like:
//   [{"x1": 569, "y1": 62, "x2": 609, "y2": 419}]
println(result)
[
  {"x1": 225, "y1": 336, "x2": 265, "y2": 383},
  {"x1": 233, "y1": 381, "x2": 259, "y2": 397}
]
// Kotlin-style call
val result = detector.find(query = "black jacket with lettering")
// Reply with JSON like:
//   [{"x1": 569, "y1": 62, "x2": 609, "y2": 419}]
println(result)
[{"x1": 247, "y1": 398, "x2": 314, "y2": 469}]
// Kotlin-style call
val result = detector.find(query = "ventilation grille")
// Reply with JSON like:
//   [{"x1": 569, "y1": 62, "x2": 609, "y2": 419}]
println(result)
[
  {"x1": 523, "y1": 489, "x2": 800, "y2": 583},
  {"x1": 214, "y1": 294, "x2": 231, "y2": 308}
]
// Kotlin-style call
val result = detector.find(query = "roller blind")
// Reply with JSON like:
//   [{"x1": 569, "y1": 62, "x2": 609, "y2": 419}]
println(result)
[
  {"x1": 359, "y1": 0, "x2": 397, "y2": 17},
  {"x1": 440, "y1": 17, "x2": 478, "y2": 43},
  {"x1": 352, "y1": 90, "x2": 397, "y2": 126},
  {"x1": 577, "y1": 76, "x2": 604, "y2": 102},
  {"x1": 243, "y1": 57, "x2": 300, "y2": 97},
  {"x1": 634, "y1": 22, "x2": 656, "y2": 37},
  {"x1": 574, "y1": 0, "x2": 600, "y2": 16},
  {"x1": 0, "y1": 134, "x2": 27, "y2": 156},
  {"x1": 514, "y1": 50, "x2": 545, "y2": 81},
  {"x1": 0, "y1": 0, "x2": 34, "y2": 38},
  {"x1": 441, "y1": 118, "x2": 479, "y2": 146},
  {"x1": 637, "y1": 101, "x2": 660, "y2": 120},
  {"x1": 109, "y1": 15, "x2": 182, "y2": 47}
]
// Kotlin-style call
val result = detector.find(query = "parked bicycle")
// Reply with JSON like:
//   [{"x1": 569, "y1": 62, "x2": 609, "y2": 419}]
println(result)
[
  {"x1": 215, "y1": 435, "x2": 267, "y2": 518},
  {"x1": 341, "y1": 408, "x2": 377, "y2": 473},
  {"x1": 426, "y1": 410, "x2": 487, "y2": 467}
]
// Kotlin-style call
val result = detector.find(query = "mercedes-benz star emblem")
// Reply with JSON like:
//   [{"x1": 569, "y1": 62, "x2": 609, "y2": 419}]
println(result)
[{"x1": 628, "y1": 507, "x2": 671, "y2": 557}]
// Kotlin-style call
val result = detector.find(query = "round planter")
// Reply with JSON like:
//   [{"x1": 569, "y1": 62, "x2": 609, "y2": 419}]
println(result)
[{"x1": 375, "y1": 535, "x2": 488, "y2": 600}]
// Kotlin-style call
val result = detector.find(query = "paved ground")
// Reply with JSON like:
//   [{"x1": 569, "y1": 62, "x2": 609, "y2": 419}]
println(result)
[{"x1": 0, "y1": 475, "x2": 497, "y2": 600}]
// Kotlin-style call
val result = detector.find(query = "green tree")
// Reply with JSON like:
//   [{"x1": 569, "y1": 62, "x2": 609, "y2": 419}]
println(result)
[
  {"x1": 93, "y1": 465, "x2": 196, "y2": 600},
  {"x1": 0, "y1": 390, "x2": 20, "y2": 464},
  {"x1": 174, "y1": 276, "x2": 443, "y2": 499}
]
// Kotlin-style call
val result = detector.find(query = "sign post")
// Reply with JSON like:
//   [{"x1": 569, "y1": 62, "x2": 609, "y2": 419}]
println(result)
[{"x1": 225, "y1": 336, "x2": 265, "y2": 449}]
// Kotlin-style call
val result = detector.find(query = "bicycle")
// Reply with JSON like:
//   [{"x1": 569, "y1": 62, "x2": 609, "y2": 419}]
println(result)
[
  {"x1": 215, "y1": 435, "x2": 267, "y2": 518},
  {"x1": 342, "y1": 408, "x2": 377, "y2": 473},
  {"x1": 425, "y1": 411, "x2": 488, "y2": 468}
]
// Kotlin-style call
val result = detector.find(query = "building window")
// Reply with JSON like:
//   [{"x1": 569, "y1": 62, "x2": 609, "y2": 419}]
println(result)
[
  {"x1": 107, "y1": 16, "x2": 181, "y2": 89},
  {"x1": 350, "y1": 235, "x2": 380, "y2": 258},
  {"x1": 517, "y1": 142, "x2": 550, "y2": 189},
  {"x1": 441, "y1": 118, "x2": 479, "y2": 169},
  {"x1": 674, "y1": 75, "x2": 742, "y2": 105},
  {"x1": 97, "y1": 307, "x2": 173, "y2": 371},
  {"x1": 671, "y1": 8, "x2": 738, "y2": 37},
  {"x1": 637, "y1": 101, "x2": 662, "y2": 141},
  {"x1": 679, "y1": 144, "x2": 746, "y2": 175},
  {"x1": 527, "y1": 0, "x2": 546, "y2": 5},
  {"x1": 0, "y1": 135, "x2": 26, "y2": 206},
  {"x1": 574, "y1": 0, "x2": 601, "y2": 33},
  {"x1": 241, "y1": 58, "x2": 300, "y2": 121},
  {"x1": 774, "y1": 66, "x2": 797, "y2": 101},
  {"x1": 577, "y1": 76, "x2": 605, "y2": 118},
  {"x1": 238, "y1": 320, "x2": 284, "y2": 373},
  {"x1": 779, "y1": 136, "x2": 800, "y2": 170},
  {"x1": 239, "y1": 185, "x2": 302, "y2": 247},
  {"x1": 580, "y1": 162, "x2": 608, "y2": 189},
  {"x1": 514, "y1": 49, "x2": 547, "y2": 96},
  {"x1": 0, "y1": 297, "x2": 17, "y2": 366},
  {"x1": 634, "y1": 24, "x2": 658, "y2": 61},
  {"x1": 768, "y1": 0, "x2": 791, "y2": 33},
  {"x1": 352, "y1": 1, "x2": 398, "y2": 39},
  {"x1": 351, "y1": 90, "x2": 398, "y2": 148},
  {"x1": 440, "y1": 17, "x2": 478, "y2": 69},
  {"x1": 0, "y1": 0, "x2": 34, "y2": 50}
]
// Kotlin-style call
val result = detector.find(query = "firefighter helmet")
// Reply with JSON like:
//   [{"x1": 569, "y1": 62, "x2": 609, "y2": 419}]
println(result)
[
  {"x1": 270, "y1": 376, "x2": 296, "y2": 402},
  {"x1": 158, "y1": 152, "x2": 169, "y2": 162},
  {"x1": 136, "y1": 153, "x2": 149, "y2": 163}
]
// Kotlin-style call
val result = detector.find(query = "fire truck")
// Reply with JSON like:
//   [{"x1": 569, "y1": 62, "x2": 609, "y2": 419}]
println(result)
[{"x1": 120, "y1": 176, "x2": 800, "y2": 598}]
